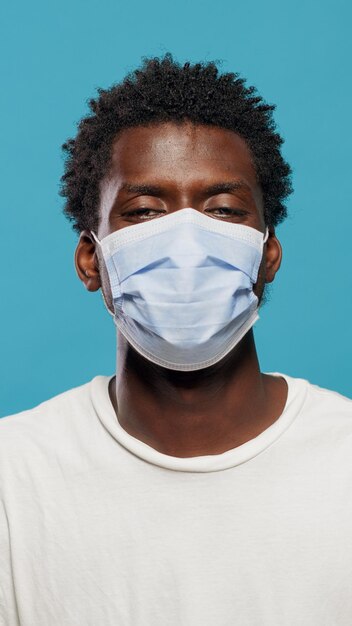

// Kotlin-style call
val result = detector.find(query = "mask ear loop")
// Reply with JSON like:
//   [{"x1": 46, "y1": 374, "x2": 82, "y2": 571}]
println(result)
[
  {"x1": 263, "y1": 227, "x2": 269, "y2": 243},
  {"x1": 90, "y1": 231, "x2": 116, "y2": 318},
  {"x1": 91, "y1": 231, "x2": 100, "y2": 244}
]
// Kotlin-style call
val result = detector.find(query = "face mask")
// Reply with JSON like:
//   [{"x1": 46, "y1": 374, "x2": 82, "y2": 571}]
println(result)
[{"x1": 92, "y1": 208, "x2": 269, "y2": 371}]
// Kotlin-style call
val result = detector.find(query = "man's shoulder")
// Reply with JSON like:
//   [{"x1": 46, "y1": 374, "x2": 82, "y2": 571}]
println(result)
[
  {"x1": 306, "y1": 377, "x2": 352, "y2": 433},
  {"x1": 0, "y1": 376, "x2": 113, "y2": 498},
  {"x1": 273, "y1": 371, "x2": 351, "y2": 407},
  {"x1": 275, "y1": 372, "x2": 352, "y2": 440},
  {"x1": 297, "y1": 374, "x2": 351, "y2": 412},
  {"x1": 0, "y1": 376, "x2": 110, "y2": 453},
  {"x1": 306, "y1": 379, "x2": 351, "y2": 405}
]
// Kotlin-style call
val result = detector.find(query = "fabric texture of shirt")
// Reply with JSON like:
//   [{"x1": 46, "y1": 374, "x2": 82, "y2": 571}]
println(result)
[{"x1": 0, "y1": 372, "x2": 352, "y2": 625}]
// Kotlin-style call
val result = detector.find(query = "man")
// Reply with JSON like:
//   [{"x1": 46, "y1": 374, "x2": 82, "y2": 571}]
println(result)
[{"x1": 1, "y1": 54, "x2": 351, "y2": 625}]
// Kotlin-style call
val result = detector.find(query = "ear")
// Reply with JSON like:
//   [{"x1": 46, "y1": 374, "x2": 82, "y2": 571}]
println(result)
[
  {"x1": 265, "y1": 227, "x2": 282, "y2": 283},
  {"x1": 74, "y1": 231, "x2": 101, "y2": 292}
]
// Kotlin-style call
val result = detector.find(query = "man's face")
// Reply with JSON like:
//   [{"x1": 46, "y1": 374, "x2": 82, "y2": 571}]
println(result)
[{"x1": 76, "y1": 122, "x2": 282, "y2": 310}]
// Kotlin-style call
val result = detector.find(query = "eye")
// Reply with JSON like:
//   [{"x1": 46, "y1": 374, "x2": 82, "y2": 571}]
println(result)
[
  {"x1": 124, "y1": 208, "x2": 165, "y2": 220},
  {"x1": 205, "y1": 207, "x2": 248, "y2": 218}
]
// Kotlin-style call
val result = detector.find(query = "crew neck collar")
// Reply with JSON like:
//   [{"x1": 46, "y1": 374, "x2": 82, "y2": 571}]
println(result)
[{"x1": 90, "y1": 373, "x2": 308, "y2": 473}]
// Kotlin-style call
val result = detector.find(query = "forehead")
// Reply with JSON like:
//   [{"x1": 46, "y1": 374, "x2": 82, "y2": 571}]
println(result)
[
  {"x1": 107, "y1": 122, "x2": 258, "y2": 186},
  {"x1": 97, "y1": 122, "x2": 265, "y2": 236}
]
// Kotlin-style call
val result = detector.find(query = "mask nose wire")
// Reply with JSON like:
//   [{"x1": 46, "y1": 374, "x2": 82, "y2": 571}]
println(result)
[{"x1": 92, "y1": 227, "x2": 270, "y2": 245}]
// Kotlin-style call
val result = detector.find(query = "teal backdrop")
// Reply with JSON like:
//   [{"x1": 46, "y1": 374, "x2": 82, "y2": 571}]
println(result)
[{"x1": 1, "y1": 0, "x2": 351, "y2": 416}]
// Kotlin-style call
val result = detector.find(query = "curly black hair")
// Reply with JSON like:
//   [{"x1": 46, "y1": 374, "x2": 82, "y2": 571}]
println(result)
[{"x1": 60, "y1": 54, "x2": 292, "y2": 234}]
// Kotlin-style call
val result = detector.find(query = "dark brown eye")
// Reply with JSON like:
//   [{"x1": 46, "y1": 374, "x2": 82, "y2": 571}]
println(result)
[
  {"x1": 206, "y1": 207, "x2": 247, "y2": 218},
  {"x1": 124, "y1": 208, "x2": 165, "y2": 220}
]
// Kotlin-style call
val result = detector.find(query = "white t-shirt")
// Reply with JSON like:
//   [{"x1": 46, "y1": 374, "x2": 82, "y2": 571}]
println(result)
[{"x1": 0, "y1": 372, "x2": 352, "y2": 626}]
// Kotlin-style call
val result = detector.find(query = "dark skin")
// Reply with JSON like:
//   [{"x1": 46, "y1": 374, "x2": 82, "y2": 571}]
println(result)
[{"x1": 75, "y1": 122, "x2": 287, "y2": 457}]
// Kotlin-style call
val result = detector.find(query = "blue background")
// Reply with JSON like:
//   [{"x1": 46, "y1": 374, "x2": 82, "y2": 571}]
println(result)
[{"x1": 1, "y1": 0, "x2": 351, "y2": 416}]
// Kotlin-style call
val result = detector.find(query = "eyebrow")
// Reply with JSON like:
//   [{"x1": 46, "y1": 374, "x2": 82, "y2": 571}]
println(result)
[
  {"x1": 120, "y1": 180, "x2": 252, "y2": 197},
  {"x1": 202, "y1": 181, "x2": 252, "y2": 196},
  {"x1": 120, "y1": 183, "x2": 164, "y2": 196}
]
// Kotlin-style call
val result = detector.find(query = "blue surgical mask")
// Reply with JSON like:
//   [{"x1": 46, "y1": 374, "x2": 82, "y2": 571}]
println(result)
[{"x1": 92, "y1": 208, "x2": 269, "y2": 371}]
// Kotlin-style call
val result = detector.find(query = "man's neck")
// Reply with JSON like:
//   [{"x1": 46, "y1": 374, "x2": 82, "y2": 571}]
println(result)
[{"x1": 108, "y1": 331, "x2": 288, "y2": 458}]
